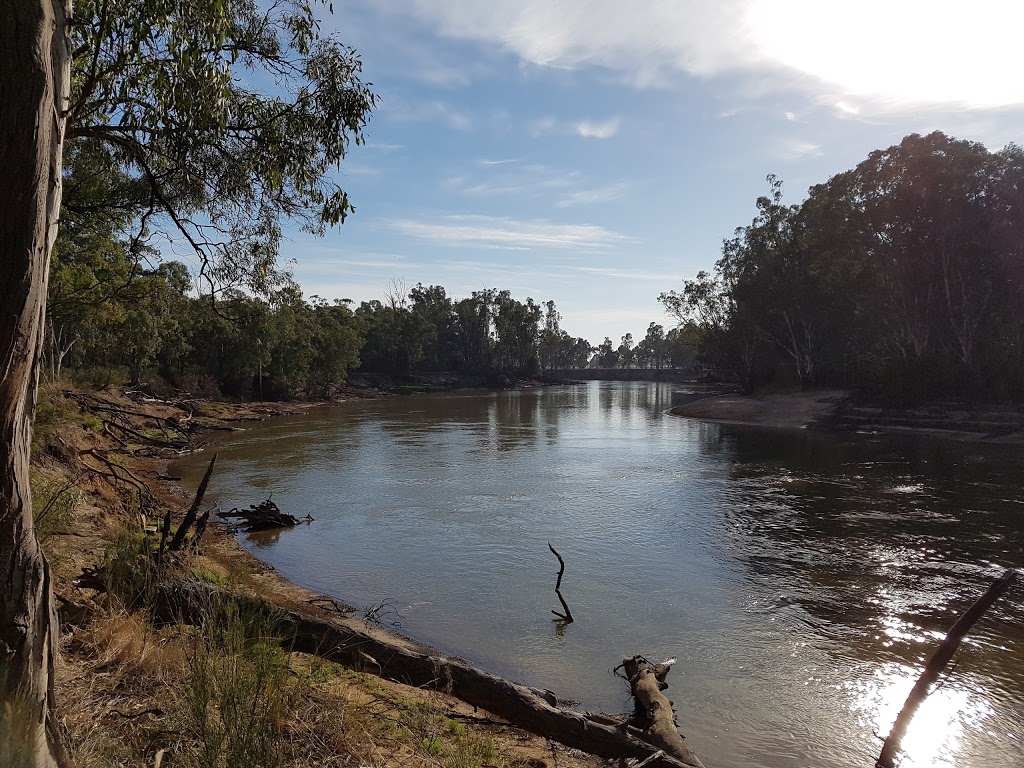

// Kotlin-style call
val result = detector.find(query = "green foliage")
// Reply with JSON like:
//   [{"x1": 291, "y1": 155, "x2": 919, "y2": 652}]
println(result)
[
  {"x1": 65, "y1": 0, "x2": 376, "y2": 296},
  {"x1": 32, "y1": 384, "x2": 78, "y2": 456},
  {"x1": 180, "y1": 597, "x2": 292, "y2": 768},
  {"x1": 661, "y1": 132, "x2": 1024, "y2": 400},
  {"x1": 103, "y1": 526, "x2": 159, "y2": 610},
  {"x1": 31, "y1": 474, "x2": 84, "y2": 545}
]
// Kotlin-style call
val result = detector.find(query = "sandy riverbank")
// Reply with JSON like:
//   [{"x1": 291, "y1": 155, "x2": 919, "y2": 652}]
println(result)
[
  {"x1": 671, "y1": 389, "x2": 850, "y2": 430},
  {"x1": 671, "y1": 388, "x2": 1024, "y2": 443}
]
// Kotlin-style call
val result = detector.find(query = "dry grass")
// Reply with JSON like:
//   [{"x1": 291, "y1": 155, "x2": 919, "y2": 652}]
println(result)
[
  {"x1": 77, "y1": 611, "x2": 185, "y2": 681},
  {"x1": 40, "y1": 388, "x2": 604, "y2": 768}
]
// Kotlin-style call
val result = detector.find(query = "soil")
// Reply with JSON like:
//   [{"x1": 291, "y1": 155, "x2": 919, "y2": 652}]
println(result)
[{"x1": 39, "y1": 384, "x2": 608, "y2": 768}]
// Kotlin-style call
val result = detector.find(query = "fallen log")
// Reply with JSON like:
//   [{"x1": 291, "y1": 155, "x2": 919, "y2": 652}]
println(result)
[
  {"x1": 216, "y1": 495, "x2": 313, "y2": 532},
  {"x1": 159, "y1": 582, "x2": 703, "y2": 768},
  {"x1": 622, "y1": 656, "x2": 705, "y2": 768},
  {"x1": 876, "y1": 569, "x2": 1018, "y2": 768}
]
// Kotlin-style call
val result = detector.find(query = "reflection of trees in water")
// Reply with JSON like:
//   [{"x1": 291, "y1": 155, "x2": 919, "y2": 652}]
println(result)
[
  {"x1": 377, "y1": 391, "x2": 573, "y2": 453},
  {"x1": 595, "y1": 381, "x2": 675, "y2": 422},
  {"x1": 701, "y1": 426, "x2": 1024, "y2": 677}
]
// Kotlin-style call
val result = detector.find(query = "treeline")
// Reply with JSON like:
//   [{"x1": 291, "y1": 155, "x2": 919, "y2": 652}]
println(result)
[
  {"x1": 49, "y1": 146, "x2": 692, "y2": 399},
  {"x1": 660, "y1": 132, "x2": 1024, "y2": 401},
  {"x1": 590, "y1": 326, "x2": 697, "y2": 370},
  {"x1": 47, "y1": 247, "x2": 612, "y2": 397}
]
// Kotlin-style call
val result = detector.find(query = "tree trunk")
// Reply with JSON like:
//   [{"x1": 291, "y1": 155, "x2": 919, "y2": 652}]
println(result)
[{"x1": 0, "y1": 1, "x2": 71, "y2": 766}]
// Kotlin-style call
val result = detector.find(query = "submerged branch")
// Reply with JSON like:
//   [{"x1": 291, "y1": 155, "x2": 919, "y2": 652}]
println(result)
[{"x1": 548, "y1": 542, "x2": 574, "y2": 623}]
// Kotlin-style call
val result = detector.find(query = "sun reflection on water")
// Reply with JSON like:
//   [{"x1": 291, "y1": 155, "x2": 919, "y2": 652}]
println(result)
[{"x1": 845, "y1": 663, "x2": 994, "y2": 768}]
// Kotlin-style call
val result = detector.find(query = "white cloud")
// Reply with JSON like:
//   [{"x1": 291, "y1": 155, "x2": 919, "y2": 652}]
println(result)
[
  {"x1": 575, "y1": 117, "x2": 621, "y2": 139},
  {"x1": 379, "y1": 0, "x2": 753, "y2": 87},
  {"x1": 375, "y1": 0, "x2": 1024, "y2": 111},
  {"x1": 389, "y1": 215, "x2": 629, "y2": 250}
]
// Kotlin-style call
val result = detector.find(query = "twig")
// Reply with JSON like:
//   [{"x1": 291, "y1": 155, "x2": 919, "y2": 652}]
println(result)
[
  {"x1": 633, "y1": 750, "x2": 667, "y2": 768},
  {"x1": 548, "y1": 542, "x2": 574, "y2": 623},
  {"x1": 876, "y1": 569, "x2": 1018, "y2": 768}
]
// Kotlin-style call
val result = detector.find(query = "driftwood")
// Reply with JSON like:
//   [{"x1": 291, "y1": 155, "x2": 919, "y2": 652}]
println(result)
[
  {"x1": 548, "y1": 542, "x2": 574, "y2": 623},
  {"x1": 216, "y1": 495, "x2": 313, "y2": 532},
  {"x1": 876, "y1": 569, "x2": 1018, "y2": 768},
  {"x1": 622, "y1": 656, "x2": 705, "y2": 768},
  {"x1": 168, "y1": 453, "x2": 217, "y2": 551},
  {"x1": 159, "y1": 582, "x2": 702, "y2": 768}
]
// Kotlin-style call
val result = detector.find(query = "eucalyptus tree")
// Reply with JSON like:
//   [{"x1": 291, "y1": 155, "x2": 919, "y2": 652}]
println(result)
[
  {"x1": 617, "y1": 333, "x2": 635, "y2": 369},
  {"x1": 1, "y1": 1, "x2": 375, "y2": 762}
]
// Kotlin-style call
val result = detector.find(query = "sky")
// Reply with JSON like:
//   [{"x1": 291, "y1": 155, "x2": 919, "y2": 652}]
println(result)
[{"x1": 284, "y1": 0, "x2": 1024, "y2": 345}]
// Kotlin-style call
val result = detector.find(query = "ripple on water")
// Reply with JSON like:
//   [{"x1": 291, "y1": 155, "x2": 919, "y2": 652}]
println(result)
[{"x1": 173, "y1": 384, "x2": 1024, "y2": 768}]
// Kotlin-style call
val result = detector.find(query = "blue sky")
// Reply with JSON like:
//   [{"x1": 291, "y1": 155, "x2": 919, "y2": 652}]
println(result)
[{"x1": 286, "y1": 0, "x2": 1024, "y2": 345}]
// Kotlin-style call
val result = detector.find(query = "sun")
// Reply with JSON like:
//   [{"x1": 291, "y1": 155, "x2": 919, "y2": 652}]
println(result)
[{"x1": 744, "y1": 0, "x2": 1024, "y2": 108}]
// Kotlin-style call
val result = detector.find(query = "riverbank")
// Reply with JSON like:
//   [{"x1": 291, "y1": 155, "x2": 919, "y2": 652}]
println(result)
[
  {"x1": 671, "y1": 389, "x2": 1024, "y2": 442},
  {"x1": 37, "y1": 385, "x2": 607, "y2": 768},
  {"x1": 670, "y1": 389, "x2": 848, "y2": 430}
]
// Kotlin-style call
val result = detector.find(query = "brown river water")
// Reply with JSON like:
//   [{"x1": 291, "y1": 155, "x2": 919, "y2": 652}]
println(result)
[{"x1": 173, "y1": 382, "x2": 1024, "y2": 768}]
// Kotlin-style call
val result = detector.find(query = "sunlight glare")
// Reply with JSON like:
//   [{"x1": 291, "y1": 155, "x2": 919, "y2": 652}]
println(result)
[
  {"x1": 846, "y1": 662, "x2": 994, "y2": 767},
  {"x1": 745, "y1": 0, "x2": 1024, "y2": 108}
]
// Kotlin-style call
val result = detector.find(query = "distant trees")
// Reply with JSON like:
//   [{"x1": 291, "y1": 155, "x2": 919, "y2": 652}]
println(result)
[
  {"x1": 355, "y1": 286, "x2": 593, "y2": 376},
  {"x1": 661, "y1": 132, "x2": 1024, "y2": 400}
]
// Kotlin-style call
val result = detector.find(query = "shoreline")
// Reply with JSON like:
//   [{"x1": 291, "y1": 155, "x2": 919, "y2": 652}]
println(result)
[
  {"x1": 44, "y1": 385, "x2": 613, "y2": 768},
  {"x1": 671, "y1": 389, "x2": 1024, "y2": 443}
]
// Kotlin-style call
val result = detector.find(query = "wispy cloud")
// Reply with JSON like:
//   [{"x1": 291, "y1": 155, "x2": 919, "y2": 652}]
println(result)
[
  {"x1": 575, "y1": 117, "x2": 621, "y2": 140},
  {"x1": 365, "y1": 142, "x2": 405, "y2": 153},
  {"x1": 383, "y1": 98, "x2": 473, "y2": 130},
  {"x1": 571, "y1": 266, "x2": 676, "y2": 282},
  {"x1": 556, "y1": 183, "x2": 629, "y2": 208},
  {"x1": 390, "y1": 215, "x2": 629, "y2": 250},
  {"x1": 531, "y1": 116, "x2": 622, "y2": 140},
  {"x1": 479, "y1": 158, "x2": 520, "y2": 166},
  {"x1": 778, "y1": 139, "x2": 823, "y2": 160}
]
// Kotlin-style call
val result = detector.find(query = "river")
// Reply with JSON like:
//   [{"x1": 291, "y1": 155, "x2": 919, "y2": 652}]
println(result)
[{"x1": 173, "y1": 381, "x2": 1024, "y2": 768}]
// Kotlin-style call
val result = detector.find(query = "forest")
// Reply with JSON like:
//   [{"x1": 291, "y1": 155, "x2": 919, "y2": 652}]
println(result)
[
  {"x1": 52, "y1": 142, "x2": 696, "y2": 396},
  {"x1": 661, "y1": 131, "x2": 1024, "y2": 402}
]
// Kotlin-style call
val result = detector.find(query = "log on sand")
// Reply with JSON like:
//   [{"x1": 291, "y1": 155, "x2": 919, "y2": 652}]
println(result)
[{"x1": 161, "y1": 582, "x2": 705, "y2": 768}]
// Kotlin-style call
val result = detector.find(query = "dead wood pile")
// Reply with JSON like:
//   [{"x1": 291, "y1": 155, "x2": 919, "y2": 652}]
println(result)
[{"x1": 216, "y1": 496, "x2": 313, "y2": 532}]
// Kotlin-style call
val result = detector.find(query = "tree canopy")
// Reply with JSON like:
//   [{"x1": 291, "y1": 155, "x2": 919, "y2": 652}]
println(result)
[
  {"x1": 661, "y1": 132, "x2": 1024, "y2": 400},
  {"x1": 64, "y1": 0, "x2": 376, "y2": 295}
]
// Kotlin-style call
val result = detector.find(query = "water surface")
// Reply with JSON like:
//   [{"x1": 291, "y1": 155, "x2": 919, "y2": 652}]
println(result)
[{"x1": 174, "y1": 382, "x2": 1024, "y2": 768}]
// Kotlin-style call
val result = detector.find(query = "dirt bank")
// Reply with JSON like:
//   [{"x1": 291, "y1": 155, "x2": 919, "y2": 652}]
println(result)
[
  {"x1": 671, "y1": 389, "x2": 849, "y2": 430},
  {"x1": 36, "y1": 385, "x2": 610, "y2": 767},
  {"x1": 671, "y1": 389, "x2": 1024, "y2": 443}
]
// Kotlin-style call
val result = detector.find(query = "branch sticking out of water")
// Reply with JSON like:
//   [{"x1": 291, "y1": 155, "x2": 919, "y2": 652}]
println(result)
[
  {"x1": 876, "y1": 568, "x2": 1018, "y2": 768},
  {"x1": 548, "y1": 542, "x2": 574, "y2": 624}
]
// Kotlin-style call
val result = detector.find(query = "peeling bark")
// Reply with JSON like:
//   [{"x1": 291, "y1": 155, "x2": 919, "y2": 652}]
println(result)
[
  {"x1": 622, "y1": 656, "x2": 705, "y2": 768},
  {"x1": 0, "y1": 1, "x2": 71, "y2": 765}
]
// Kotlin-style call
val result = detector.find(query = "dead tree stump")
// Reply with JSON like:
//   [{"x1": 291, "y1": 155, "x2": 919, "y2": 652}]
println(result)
[{"x1": 622, "y1": 656, "x2": 705, "y2": 768}]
